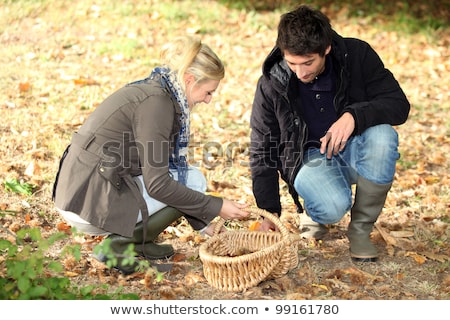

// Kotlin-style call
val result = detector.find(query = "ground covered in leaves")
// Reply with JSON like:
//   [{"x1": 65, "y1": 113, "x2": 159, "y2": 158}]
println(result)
[{"x1": 1, "y1": 0, "x2": 449, "y2": 300}]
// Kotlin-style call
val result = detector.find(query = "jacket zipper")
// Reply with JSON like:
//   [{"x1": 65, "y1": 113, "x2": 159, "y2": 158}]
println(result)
[
  {"x1": 333, "y1": 53, "x2": 348, "y2": 111},
  {"x1": 288, "y1": 122, "x2": 307, "y2": 185}
]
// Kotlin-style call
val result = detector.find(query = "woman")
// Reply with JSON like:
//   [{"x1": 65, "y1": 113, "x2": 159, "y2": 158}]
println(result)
[{"x1": 53, "y1": 36, "x2": 249, "y2": 274}]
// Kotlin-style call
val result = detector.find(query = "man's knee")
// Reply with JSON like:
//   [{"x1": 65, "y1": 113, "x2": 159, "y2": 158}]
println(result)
[
  {"x1": 307, "y1": 196, "x2": 351, "y2": 224},
  {"x1": 364, "y1": 124, "x2": 398, "y2": 148}
]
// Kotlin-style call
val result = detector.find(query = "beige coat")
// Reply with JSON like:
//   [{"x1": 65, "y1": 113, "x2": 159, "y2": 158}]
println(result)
[{"x1": 53, "y1": 78, "x2": 222, "y2": 237}]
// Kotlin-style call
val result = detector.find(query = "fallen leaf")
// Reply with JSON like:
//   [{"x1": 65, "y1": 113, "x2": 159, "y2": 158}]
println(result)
[
  {"x1": 422, "y1": 251, "x2": 448, "y2": 263},
  {"x1": 311, "y1": 283, "x2": 329, "y2": 292},
  {"x1": 273, "y1": 275, "x2": 295, "y2": 290},
  {"x1": 19, "y1": 82, "x2": 31, "y2": 92},
  {"x1": 386, "y1": 245, "x2": 395, "y2": 256},
  {"x1": 24, "y1": 160, "x2": 41, "y2": 178},
  {"x1": 424, "y1": 175, "x2": 440, "y2": 184},
  {"x1": 57, "y1": 221, "x2": 72, "y2": 233},
  {"x1": 443, "y1": 275, "x2": 450, "y2": 288},
  {"x1": 210, "y1": 180, "x2": 236, "y2": 191},
  {"x1": 192, "y1": 234, "x2": 204, "y2": 244},
  {"x1": 376, "y1": 224, "x2": 418, "y2": 250},
  {"x1": 184, "y1": 272, "x2": 204, "y2": 286},
  {"x1": 172, "y1": 253, "x2": 186, "y2": 262},
  {"x1": 173, "y1": 286, "x2": 189, "y2": 297},
  {"x1": 285, "y1": 292, "x2": 311, "y2": 299},
  {"x1": 394, "y1": 273, "x2": 405, "y2": 280},
  {"x1": 165, "y1": 226, "x2": 184, "y2": 237},
  {"x1": 326, "y1": 278, "x2": 350, "y2": 290},
  {"x1": 73, "y1": 77, "x2": 99, "y2": 86},
  {"x1": 261, "y1": 280, "x2": 283, "y2": 292},
  {"x1": 342, "y1": 267, "x2": 384, "y2": 283},
  {"x1": 158, "y1": 285, "x2": 177, "y2": 299},
  {"x1": 390, "y1": 230, "x2": 415, "y2": 238},
  {"x1": 248, "y1": 221, "x2": 261, "y2": 231},
  {"x1": 405, "y1": 252, "x2": 427, "y2": 264}
]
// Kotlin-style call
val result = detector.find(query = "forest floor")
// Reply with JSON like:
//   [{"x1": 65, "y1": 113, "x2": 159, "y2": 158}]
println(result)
[{"x1": 0, "y1": 0, "x2": 449, "y2": 300}]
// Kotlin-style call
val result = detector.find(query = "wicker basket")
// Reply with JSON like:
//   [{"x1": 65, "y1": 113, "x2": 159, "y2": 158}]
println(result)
[{"x1": 199, "y1": 207, "x2": 300, "y2": 292}]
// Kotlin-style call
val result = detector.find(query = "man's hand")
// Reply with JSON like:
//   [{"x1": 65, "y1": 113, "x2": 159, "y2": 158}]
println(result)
[
  {"x1": 320, "y1": 112, "x2": 355, "y2": 159},
  {"x1": 257, "y1": 212, "x2": 280, "y2": 232}
]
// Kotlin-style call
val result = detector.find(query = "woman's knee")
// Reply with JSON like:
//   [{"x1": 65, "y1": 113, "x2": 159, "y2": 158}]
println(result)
[
  {"x1": 185, "y1": 167, "x2": 207, "y2": 192},
  {"x1": 169, "y1": 166, "x2": 207, "y2": 192}
]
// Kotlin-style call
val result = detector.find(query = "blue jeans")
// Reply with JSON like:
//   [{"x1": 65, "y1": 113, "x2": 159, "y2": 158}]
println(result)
[
  {"x1": 134, "y1": 166, "x2": 207, "y2": 223},
  {"x1": 293, "y1": 124, "x2": 399, "y2": 224}
]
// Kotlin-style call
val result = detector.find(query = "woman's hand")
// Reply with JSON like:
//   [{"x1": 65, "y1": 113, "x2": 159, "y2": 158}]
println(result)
[
  {"x1": 218, "y1": 199, "x2": 249, "y2": 220},
  {"x1": 201, "y1": 200, "x2": 249, "y2": 237}
]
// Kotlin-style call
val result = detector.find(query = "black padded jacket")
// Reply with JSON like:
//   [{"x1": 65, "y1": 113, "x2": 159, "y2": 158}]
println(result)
[{"x1": 250, "y1": 31, "x2": 410, "y2": 214}]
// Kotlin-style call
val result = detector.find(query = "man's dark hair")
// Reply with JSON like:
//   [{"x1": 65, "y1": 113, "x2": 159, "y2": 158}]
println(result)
[{"x1": 276, "y1": 5, "x2": 333, "y2": 57}]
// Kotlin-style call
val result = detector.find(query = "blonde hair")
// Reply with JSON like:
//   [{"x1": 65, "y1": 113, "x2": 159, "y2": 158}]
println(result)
[{"x1": 160, "y1": 36, "x2": 225, "y2": 90}]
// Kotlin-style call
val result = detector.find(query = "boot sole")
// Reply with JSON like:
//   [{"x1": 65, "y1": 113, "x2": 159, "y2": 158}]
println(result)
[
  {"x1": 136, "y1": 245, "x2": 174, "y2": 260},
  {"x1": 139, "y1": 252, "x2": 174, "y2": 260},
  {"x1": 350, "y1": 254, "x2": 378, "y2": 263}
]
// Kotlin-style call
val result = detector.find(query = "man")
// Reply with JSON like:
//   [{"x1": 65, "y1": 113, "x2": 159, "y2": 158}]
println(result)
[{"x1": 250, "y1": 5, "x2": 409, "y2": 262}]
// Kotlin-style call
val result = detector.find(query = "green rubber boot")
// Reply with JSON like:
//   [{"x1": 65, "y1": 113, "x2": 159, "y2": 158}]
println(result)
[
  {"x1": 96, "y1": 206, "x2": 182, "y2": 274},
  {"x1": 348, "y1": 176, "x2": 392, "y2": 262},
  {"x1": 134, "y1": 206, "x2": 183, "y2": 260}
]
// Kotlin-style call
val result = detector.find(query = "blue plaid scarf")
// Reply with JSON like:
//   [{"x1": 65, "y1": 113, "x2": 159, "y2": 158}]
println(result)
[{"x1": 151, "y1": 67, "x2": 190, "y2": 185}]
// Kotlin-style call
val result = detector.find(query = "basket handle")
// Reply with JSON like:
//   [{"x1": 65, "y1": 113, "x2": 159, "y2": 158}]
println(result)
[{"x1": 212, "y1": 207, "x2": 290, "y2": 240}]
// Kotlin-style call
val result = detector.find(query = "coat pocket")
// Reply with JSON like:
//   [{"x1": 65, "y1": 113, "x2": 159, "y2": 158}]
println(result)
[
  {"x1": 54, "y1": 145, "x2": 101, "y2": 210},
  {"x1": 97, "y1": 161, "x2": 122, "y2": 190}
]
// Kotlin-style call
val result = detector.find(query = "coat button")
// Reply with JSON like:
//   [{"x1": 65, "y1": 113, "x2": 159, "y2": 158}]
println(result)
[
  {"x1": 99, "y1": 167, "x2": 105, "y2": 172},
  {"x1": 315, "y1": 94, "x2": 321, "y2": 100},
  {"x1": 320, "y1": 107, "x2": 325, "y2": 113}
]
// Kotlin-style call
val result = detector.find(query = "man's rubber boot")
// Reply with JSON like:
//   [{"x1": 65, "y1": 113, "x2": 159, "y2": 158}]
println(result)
[
  {"x1": 348, "y1": 176, "x2": 392, "y2": 262},
  {"x1": 299, "y1": 212, "x2": 328, "y2": 240},
  {"x1": 96, "y1": 206, "x2": 182, "y2": 274}
]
